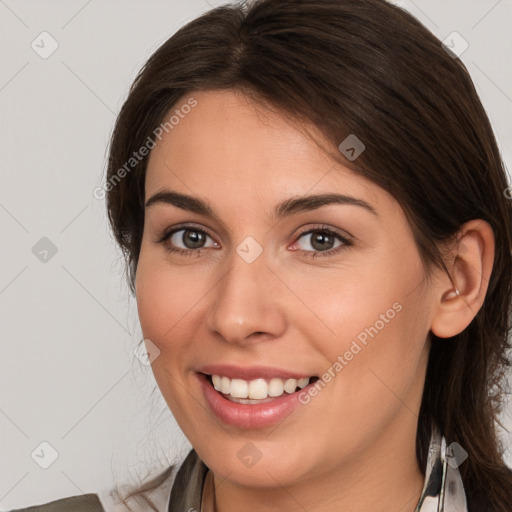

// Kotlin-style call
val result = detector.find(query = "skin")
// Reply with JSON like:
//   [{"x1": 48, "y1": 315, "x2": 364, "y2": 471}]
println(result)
[{"x1": 135, "y1": 89, "x2": 494, "y2": 512}]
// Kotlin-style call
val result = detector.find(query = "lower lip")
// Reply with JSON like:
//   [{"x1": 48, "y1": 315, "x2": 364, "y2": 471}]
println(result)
[{"x1": 197, "y1": 372, "x2": 315, "y2": 429}]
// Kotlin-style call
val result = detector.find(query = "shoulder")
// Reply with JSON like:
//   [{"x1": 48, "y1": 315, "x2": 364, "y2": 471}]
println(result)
[
  {"x1": 97, "y1": 465, "x2": 179, "y2": 511},
  {"x1": 99, "y1": 449, "x2": 207, "y2": 512},
  {"x1": 8, "y1": 450, "x2": 205, "y2": 512},
  {"x1": 7, "y1": 493, "x2": 105, "y2": 512},
  {"x1": 5, "y1": 466, "x2": 177, "y2": 512}
]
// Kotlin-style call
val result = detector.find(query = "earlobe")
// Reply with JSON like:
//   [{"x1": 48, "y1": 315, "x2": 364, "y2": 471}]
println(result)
[{"x1": 430, "y1": 220, "x2": 495, "y2": 339}]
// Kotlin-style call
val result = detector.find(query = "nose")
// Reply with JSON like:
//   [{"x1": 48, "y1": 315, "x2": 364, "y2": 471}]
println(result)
[{"x1": 205, "y1": 247, "x2": 287, "y2": 345}]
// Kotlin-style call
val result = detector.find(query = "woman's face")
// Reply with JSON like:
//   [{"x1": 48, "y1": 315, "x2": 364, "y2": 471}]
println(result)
[{"x1": 136, "y1": 89, "x2": 436, "y2": 490}]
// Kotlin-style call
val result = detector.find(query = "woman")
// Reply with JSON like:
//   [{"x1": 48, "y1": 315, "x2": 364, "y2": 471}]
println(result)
[{"x1": 12, "y1": 0, "x2": 512, "y2": 510}]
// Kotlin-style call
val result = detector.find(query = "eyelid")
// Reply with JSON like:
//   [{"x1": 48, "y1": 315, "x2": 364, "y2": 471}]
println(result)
[
  {"x1": 288, "y1": 224, "x2": 353, "y2": 257},
  {"x1": 155, "y1": 222, "x2": 217, "y2": 244},
  {"x1": 292, "y1": 224, "x2": 354, "y2": 243},
  {"x1": 155, "y1": 222, "x2": 354, "y2": 258}
]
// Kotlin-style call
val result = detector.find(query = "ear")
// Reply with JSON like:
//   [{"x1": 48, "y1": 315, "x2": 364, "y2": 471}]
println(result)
[{"x1": 430, "y1": 219, "x2": 495, "y2": 338}]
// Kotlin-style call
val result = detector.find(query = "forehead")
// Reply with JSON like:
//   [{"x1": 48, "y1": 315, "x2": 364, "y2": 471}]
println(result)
[{"x1": 145, "y1": 89, "x2": 384, "y2": 213}]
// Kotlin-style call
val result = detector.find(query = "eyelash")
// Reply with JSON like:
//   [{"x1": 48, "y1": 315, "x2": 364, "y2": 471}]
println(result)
[{"x1": 155, "y1": 223, "x2": 353, "y2": 259}]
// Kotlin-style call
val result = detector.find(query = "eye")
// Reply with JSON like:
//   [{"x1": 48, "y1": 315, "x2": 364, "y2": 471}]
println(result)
[
  {"x1": 156, "y1": 225, "x2": 219, "y2": 256},
  {"x1": 291, "y1": 225, "x2": 352, "y2": 258},
  {"x1": 169, "y1": 228, "x2": 214, "y2": 250},
  {"x1": 156, "y1": 223, "x2": 352, "y2": 259}
]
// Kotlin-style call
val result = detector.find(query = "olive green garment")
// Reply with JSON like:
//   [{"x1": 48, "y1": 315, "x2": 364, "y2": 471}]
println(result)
[{"x1": 7, "y1": 494, "x2": 105, "y2": 512}]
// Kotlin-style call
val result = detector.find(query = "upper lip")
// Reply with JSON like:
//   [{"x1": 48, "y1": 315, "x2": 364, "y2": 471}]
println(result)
[{"x1": 196, "y1": 364, "x2": 315, "y2": 381}]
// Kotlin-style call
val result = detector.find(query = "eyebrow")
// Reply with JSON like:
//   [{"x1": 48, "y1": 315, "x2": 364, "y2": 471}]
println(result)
[{"x1": 144, "y1": 189, "x2": 377, "y2": 219}]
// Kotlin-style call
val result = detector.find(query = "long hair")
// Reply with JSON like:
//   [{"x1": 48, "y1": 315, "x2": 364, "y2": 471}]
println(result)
[{"x1": 105, "y1": 1, "x2": 512, "y2": 509}]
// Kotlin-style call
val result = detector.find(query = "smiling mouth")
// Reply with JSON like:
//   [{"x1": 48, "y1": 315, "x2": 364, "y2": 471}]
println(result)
[{"x1": 204, "y1": 373, "x2": 320, "y2": 404}]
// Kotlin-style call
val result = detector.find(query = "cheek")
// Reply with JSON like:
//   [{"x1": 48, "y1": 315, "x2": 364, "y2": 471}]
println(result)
[
  {"x1": 298, "y1": 260, "x2": 418, "y2": 350},
  {"x1": 135, "y1": 250, "x2": 206, "y2": 344},
  {"x1": 304, "y1": 250, "x2": 429, "y2": 398},
  {"x1": 134, "y1": 255, "x2": 205, "y2": 417}
]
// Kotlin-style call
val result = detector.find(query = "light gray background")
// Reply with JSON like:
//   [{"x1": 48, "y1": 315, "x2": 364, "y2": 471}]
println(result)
[{"x1": 1, "y1": 0, "x2": 511, "y2": 509}]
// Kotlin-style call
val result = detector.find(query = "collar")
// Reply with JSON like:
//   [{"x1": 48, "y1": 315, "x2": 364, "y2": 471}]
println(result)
[
  {"x1": 168, "y1": 427, "x2": 468, "y2": 512},
  {"x1": 414, "y1": 425, "x2": 468, "y2": 512}
]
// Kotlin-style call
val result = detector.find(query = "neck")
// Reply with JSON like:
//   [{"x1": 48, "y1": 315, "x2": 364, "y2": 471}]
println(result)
[{"x1": 209, "y1": 418, "x2": 424, "y2": 512}]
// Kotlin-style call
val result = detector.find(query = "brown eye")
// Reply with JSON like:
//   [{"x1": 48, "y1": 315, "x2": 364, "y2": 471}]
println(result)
[
  {"x1": 157, "y1": 225, "x2": 219, "y2": 256},
  {"x1": 297, "y1": 230, "x2": 344, "y2": 252},
  {"x1": 292, "y1": 226, "x2": 353, "y2": 259},
  {"x1": 172, "y1": 229, "x2": 208, "y2": 249}
]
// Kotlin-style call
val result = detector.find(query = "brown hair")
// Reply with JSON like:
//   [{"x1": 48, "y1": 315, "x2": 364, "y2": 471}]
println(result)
[{"x1": 106, "y1": 0, "x2": 512, "y2": 509}]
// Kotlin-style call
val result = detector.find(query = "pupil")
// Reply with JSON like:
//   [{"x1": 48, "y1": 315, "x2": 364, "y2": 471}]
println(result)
[
  {"x1": 311, "y1": 232, "x2": 333, "y2": 251},
  {"x1": 184, "y1": 230, "x2": 205, "y2": 249}
]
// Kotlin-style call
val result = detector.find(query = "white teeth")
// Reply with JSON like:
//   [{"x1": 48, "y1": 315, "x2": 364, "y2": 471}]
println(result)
[
  {"x1": 283, "y1": 378, "x2": 297, "y2": 394},
  {"x1": 297, "y1": 377, "x2": 309, "y2": 389},
  {"x1": 220, "y1": 376, "x2": 230, "y2": 394},
  {"x1": 248, "y1": 378, "x2": 268, "y2": 399},
  {"x1": 210, "y1": 374, "x2": 312, "y2": 400},
  {"x1": 212, "y1": 375, "x2": 221, "y2": 390},
  {"x1": 268, "y1": 378, "x2": 284, "y2": 397},
  {"x1": 230, "y1": 379, "x2": 248, "y2": 398}
]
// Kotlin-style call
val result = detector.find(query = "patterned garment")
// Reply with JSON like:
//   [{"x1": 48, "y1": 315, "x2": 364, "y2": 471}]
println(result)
[{"x1": 413, "y1": 426, "x2": 468, "y2": 512}]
